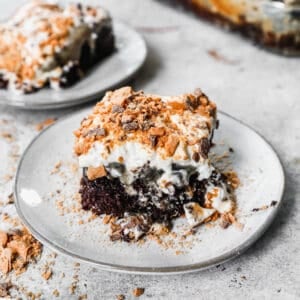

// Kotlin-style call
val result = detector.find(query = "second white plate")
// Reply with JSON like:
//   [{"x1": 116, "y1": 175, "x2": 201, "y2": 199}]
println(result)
[
  {"x1": 14, "y1": 109, "x2": 284, "y2": 274},
  {"x1": 0, "y1": 21, "x2": 147, "y2": 109}
]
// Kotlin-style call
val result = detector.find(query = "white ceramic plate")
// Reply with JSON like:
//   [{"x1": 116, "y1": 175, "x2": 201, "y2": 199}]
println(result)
[
  {"x1": 14, "y1": 109, "x2": 284, "y2": 275},
  {"x1": 0, "y1": 22, "x2": 147, "y2": 110}
]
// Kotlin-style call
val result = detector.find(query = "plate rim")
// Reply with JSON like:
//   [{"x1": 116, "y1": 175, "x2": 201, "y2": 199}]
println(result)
[
  {"x1": 0, "y1": 21, "x2": 147, "y2": 110},
  {"x1": 14, "y1": 110, "x2": 285, "y2": 275}
]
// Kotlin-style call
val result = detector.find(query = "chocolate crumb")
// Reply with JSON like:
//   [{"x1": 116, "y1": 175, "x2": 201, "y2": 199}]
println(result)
[
  {"x1": 192, "y1": 152, "x2": 200, "y2": 162},
  {"x1": 185, "y1": 95, "x2": 199, "y2": 111},
  {"x1": 118, "y1": 134, "x2": 127, "y2": 141},
  {"x1": 252, "y1": 204, "x2": 269, "y2": 212},
  {"x1": 150, "y1": 135, "x2": 158, "y2": 147},
  {"x1": 270, "y1": 201, "x2": 278, "y2": 207},
  {"x1": 199, "y1": 138, "x2": 210, "y2": 159},
  {"x1": 141, "y1": 121, "x2": 153, "y2": 131},
  {"x1": 7, "y1": 193, "x2": 14, "y2": 204},
  {"x1": 132, "y1": 288, "x2": 144, "y2": 297},
  {"x1": 123, "y1": 122, "x2": 139, "y2": 131},
  {"x1": 84, "y1": 127, "x2": 106, "y2": 137},
  {"x1": 229, "y1": 147, "x2": 234, "y2": 153}
]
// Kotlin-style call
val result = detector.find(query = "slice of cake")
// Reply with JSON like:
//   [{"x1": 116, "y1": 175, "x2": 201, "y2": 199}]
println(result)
[
  {"x1": 0, "y1": 1, "x2": 114, "y2": 94},
  {"x1": 74, "y1": 87, "x2": 236, "y2": 241}
]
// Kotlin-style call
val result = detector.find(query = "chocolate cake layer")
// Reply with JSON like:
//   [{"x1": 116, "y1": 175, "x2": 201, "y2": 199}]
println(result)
[
  {"x1": 59, "y1": 26, "x2": 115, "y2": 88},
  {"x1": 80, "y1": 166, "x2": 228, "y2": 226}
]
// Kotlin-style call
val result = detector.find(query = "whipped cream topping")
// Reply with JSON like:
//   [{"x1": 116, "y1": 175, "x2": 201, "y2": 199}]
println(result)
[
  {"x1": 79, "y1": 140, "x2": 214, "y2": 190},
  {"x1": 0, "y1": 0, "x2": 112, "y2": 93}
]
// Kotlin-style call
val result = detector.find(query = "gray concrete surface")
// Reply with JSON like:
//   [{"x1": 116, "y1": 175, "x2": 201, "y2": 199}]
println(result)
[{"x1": 0, "y1": 0, "x2": 299, "y2": 299}]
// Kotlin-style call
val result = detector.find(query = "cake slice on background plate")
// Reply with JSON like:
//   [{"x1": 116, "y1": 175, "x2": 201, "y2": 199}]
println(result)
[{"x1": 0, "y1": 0, "x2": 114, "y2": 94}]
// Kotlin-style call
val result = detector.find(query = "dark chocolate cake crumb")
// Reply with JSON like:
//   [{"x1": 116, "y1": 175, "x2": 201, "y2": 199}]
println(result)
[
  {"x1": 199, "y1": 138, "x2": 210, "y2": 159},
  {"x1": 150, "y1": 135, "x2": 158, "y2": 147},
  {"x1": 192, "y1": 152, "x2": 200, "y2": 162},
  {"x1": 84, "y1": 127, "x2": 106, "y2": 138},
  {"x1": 185, "y1": 95, "x2": 200, "y2": 111},
  {"x1": 252, "y1": 208, "x2": 260, "y2": 212},
  {"x1": 123, "y1": 122, "x2": 139, "y2": 131}
]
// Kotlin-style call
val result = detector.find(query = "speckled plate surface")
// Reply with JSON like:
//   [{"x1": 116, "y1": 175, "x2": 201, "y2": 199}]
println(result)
[
  {"x1": 14, "y1": 109, "x2": 285, "y2": 275},
  {"x1": 0, "y1": 21, "x2": 147, "y2": 110}
]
